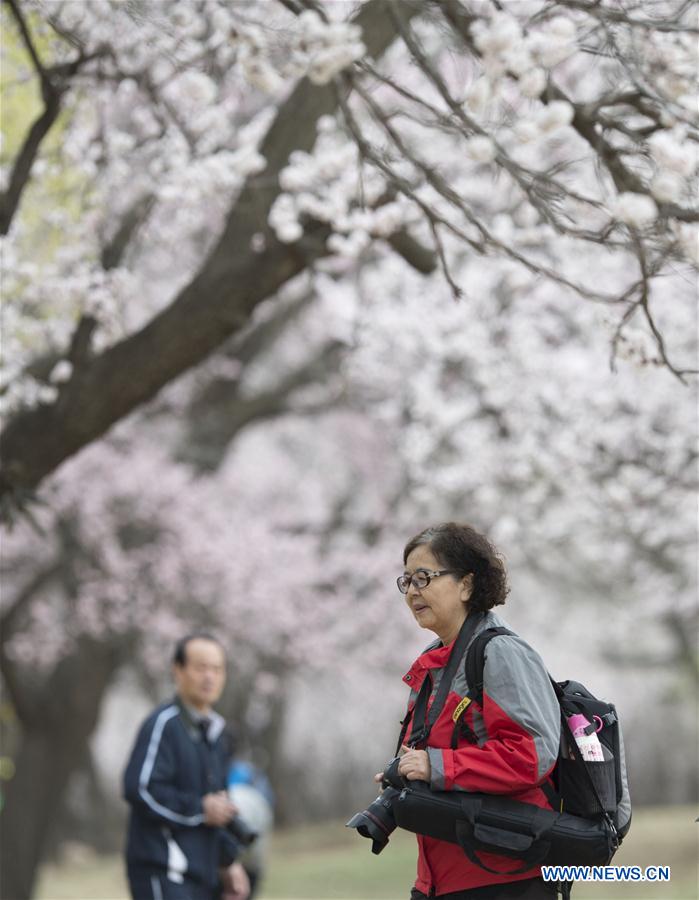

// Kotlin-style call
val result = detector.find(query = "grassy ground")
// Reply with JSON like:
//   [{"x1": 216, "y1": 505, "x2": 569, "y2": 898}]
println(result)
[{"x1": 36, "y1": 805, "x2": 697, "y2": 900}]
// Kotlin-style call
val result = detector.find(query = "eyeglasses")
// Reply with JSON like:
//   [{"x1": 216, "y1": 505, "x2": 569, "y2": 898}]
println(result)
[{"x1": 396, "y1": 569, "x2": 455, "y2": 594}]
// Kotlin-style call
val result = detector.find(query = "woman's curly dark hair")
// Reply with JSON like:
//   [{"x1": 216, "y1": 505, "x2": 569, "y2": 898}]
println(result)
[{"x1": 403, "y1": 522, "x2": 509, "y2": 612}]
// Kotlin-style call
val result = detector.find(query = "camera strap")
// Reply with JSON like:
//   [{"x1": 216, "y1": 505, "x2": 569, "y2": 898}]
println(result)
[{"x1": 404, "y1": 610, "x2": 484, "y2": 749}]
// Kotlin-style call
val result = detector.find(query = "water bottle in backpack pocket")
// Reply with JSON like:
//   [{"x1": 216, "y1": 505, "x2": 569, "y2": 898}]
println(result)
[{"x1": 555, "y1": 685, "x2": 627, "y2": 824}]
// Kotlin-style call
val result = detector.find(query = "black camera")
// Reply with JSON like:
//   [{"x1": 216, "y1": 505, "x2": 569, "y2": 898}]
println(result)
[
  {"x1": 345, "y1": 756, "x2": 406, "y2": 854},
  {"x1": 226, "y1": 815, "x2": 258, "y2": 847}
]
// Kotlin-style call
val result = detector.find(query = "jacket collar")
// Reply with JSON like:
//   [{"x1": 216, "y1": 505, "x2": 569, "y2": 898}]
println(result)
[
  {"x1": 174, "y1": 696, "x2": 226, "y2": 743},
  {"x1": 403, "y1": 640, "x2": 454, "y2": 686},
  {"x1": 402, "y1": 611, "x2": 506, "y2": 685}
]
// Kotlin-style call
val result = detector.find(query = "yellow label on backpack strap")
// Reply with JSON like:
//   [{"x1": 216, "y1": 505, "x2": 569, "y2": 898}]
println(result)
[{"x1": 452, "y1": 696, "x2": 471, "y2": 722}]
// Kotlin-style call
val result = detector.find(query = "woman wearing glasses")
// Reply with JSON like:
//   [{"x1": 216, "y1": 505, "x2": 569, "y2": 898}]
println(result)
[{"x1": 378, "y1": 522, "x2": 560, "y2": 900}]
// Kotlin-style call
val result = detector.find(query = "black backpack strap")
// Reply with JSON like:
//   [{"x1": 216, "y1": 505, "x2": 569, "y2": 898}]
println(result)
[
  {"x1": 406, "y1": 610, "x2": 485, "y2": 748},
  {"x1": 540, "y1": 779, "x2": 561, "y2": 812},
  {"x1": 405, "y1": 676, "x2": 432, "y2": 747},
  {"x1": 394, "y1": 708, "x2": 414, "y2": 757},
  {"x1": 464, "y1": 627, "x2": 516, "y2": 707},
  {"x1": 451, "y1": 717, "x2": 479, "y2": 749}
]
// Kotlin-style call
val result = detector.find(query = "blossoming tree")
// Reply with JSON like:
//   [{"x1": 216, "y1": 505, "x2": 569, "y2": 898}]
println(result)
[
  {"x1": 0, "y1": 1, "x2": 697, "y2": 897},
  {"x1": 1, "y1": 0, "x2": 696, "y2": 507}
]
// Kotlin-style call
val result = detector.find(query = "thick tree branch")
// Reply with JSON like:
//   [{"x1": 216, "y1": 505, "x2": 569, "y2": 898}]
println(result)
[
  {"x1": 0, "y1": 0, "x2": 421, "y2": 508},
  {"x1": 387, "y1": 229, "x2": 437, "y2": 274},
  {"x1": 180, "y1": 339, "x2": 345, "y2": 471},
  {"x1": 2, "y1": 196, "x2": 150, "y2": 399},
  {"x1": 234, "y1": 290, "x2": 318, "y2": 367},
  {"x1": 100, "y1": 194, "x2": 155, "y2": 271},
  {"x1": 0, "y1": 93, "x2": 62, "y2": 237},
  {"x1": 67, "y1": 316, "x2": 98, "y2": 368}
]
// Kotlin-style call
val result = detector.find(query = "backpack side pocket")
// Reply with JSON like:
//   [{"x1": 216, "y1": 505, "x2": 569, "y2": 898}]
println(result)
[{"x1": 559, "y1": 744, "x2": 617, "y2": 817}]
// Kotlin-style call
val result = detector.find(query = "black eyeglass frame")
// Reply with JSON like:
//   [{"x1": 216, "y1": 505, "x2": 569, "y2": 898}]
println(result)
[{"x1": 396, "y1": 569, "x2": 456, "y2": 594}]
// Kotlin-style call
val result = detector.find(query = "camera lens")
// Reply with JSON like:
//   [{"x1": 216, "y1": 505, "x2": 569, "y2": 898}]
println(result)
[
  {"x1": 226, "y1": 815, "x2": 258, "y2": 847},
  {"x1": 346, "y1": 786, "x2": 400, "y2": 855}
]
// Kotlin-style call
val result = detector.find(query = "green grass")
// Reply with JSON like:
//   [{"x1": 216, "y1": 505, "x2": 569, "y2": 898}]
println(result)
[{"x1": 36, "y1": 805, "x2": 698, "y2": 900}]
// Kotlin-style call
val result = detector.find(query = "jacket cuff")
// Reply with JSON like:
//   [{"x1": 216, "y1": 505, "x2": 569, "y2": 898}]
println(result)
[{"x1": 428, "y1": 748, "x2": 451, "y2": 791}]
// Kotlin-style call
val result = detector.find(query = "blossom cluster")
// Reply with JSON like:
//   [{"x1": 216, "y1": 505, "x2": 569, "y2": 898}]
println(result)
[
  {"x1": 269, "y1": 115, "x2": 418, "y2": 254},
  {"x1": 226, "y1": 8, "x2": 365, "y2": 92},
  {"x1": 4, "y1": 0, "x2": 697, "y2": 420},
  {"x1": 472, "y1": 12, "x2": 576, "y2": 84}
]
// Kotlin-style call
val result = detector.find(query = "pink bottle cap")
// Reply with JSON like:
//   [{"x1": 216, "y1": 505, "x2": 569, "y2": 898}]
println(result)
[{"x1": 567, "y1": 713, "x2": 603, "y2": 733}]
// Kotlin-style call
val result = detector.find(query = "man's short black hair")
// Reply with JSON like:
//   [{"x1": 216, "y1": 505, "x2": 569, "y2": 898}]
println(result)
[{"x1": 172, "y1": 632, "x2": 226, "y2": 667}]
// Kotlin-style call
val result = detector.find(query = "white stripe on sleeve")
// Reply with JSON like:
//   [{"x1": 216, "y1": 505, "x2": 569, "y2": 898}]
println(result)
[{"x1": 138, "y1": 706, "x2": 205, "y2": 827}]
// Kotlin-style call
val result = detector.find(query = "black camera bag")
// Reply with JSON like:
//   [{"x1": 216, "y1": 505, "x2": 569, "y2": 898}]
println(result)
[{"x1": 389, "y1": 779, "x2": 618, "y2": 873}]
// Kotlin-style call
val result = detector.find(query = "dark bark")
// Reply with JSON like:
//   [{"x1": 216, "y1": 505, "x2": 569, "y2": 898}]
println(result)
[
  {"x1": 0, "y1": 0, "x2": 421, "y2": 510},
  {"x1": 179, "y1": 338, "x2": 345, "y2": 471},
  {"x1": 101, "y1": 195, "x2": 155, "y2": 271},
  {"x1": 43, "y1": 746, "x2": 124, "y2": 857},
  {"x1": 0, "y1": 639, "x2": 123, "y2": 900},
  {"x1": 0, "y1": 91, "x2": 62, "y2": 236}
]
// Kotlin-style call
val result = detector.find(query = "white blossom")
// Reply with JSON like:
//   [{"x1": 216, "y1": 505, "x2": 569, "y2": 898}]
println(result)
[
  {"x1": 163, "y1": 71, "x2": 218, "y2": 110},
  {"x1": 472, "y1": 13, "x2": 522, "y2": 58},
  {"x1": 547, "y1": 16, "x2": 577, "y2": 41},
  {"x1": 288, "y1": 11, "x2": 365, "y2": 86},
  {"x1": 326, "y1": 230, "x2": 370, "y2": 258},
  {"x1": 49, "y1": 360, "x2": 74, "y2": 384},
  {"x1": 370, "y1": 202, "x2": 409, "y2": 238},
  {"x1": 276, "y1": 221, "x2": 303, "y2": 243},
  {"x1": 279, "y1": 162, "x2": 313, "y2": 193},
  {"x1": 612, "y1": 192, "x2": 658, "y2": 228},
  {"x1": 230, "y1": 147, "x2": 266, "y2": 177},
  {"x1": 513, "y1": 120, "x2": 541, "y2": 144},
  {"x1": 241, "y1": 55, "x2": 284, "y2": 94},
  {"x1": 38, "y1": 385, "x2": 59, "y2": 404},
  {"x1": 519, "y1": 68, "x2": 546, "y2": 99},
  {"x1": 673, "y1": 223, "x2": 699, "y2": 266},
  {"x1": 650, "y1": 172, "x2": 684, "y2": 204},
  {"x1": 648, "y1": 129, "x2": 697, "y2": 177},
  {"x1": 269, "y1": 192, "x2": 303, "y2": 243},
  {"x1": 317, "y1": 115, "x2": 337, "y2": 134},
  {"x1": 536, "y1": 101, "x2": 574, "y2": 133},
  {"x1": 527, "y1": 17, "x2": 577, "y2": 68},
  {"x1": 465, "y1": 135, "x2": 497, "y2": 163},
  {"x1": 464, "y1": 78, "x2": 491, "y2": 116},
  {"x1": 508, "y1": 47, "x2": 535, "y2": 78}
]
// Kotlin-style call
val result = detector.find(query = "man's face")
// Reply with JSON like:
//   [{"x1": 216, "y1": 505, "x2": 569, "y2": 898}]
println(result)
[{"x1": 173, "y1": 638, "x2": 226, "y2": 712}]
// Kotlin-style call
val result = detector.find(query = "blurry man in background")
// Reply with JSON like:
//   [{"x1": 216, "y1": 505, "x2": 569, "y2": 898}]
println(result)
[{"x1": 123, "y1": 633, "x2": 249, "y2": 900}]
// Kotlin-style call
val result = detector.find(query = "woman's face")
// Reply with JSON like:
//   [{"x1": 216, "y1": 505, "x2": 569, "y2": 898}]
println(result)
[{"x1": 403, "y1": 544, "x2": 472, "y2": 643}]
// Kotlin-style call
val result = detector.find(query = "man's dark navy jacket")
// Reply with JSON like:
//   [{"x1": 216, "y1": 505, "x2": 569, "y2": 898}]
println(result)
[{"x1": 123, "y1": 698, "x2": 238, "y2": 889}]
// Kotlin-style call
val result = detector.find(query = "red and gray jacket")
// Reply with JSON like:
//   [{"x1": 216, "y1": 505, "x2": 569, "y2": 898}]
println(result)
[{"x1": 401, "y1": 611, "x2": 560, "y2": 896}]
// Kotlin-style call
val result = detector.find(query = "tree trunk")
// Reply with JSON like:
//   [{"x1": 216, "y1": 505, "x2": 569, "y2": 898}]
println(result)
[{"x1": 0, "y1": 640, "x2": 122, "y2": 899}]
